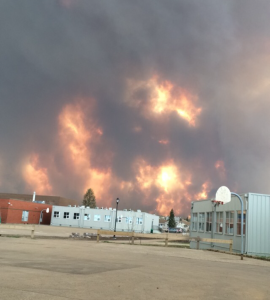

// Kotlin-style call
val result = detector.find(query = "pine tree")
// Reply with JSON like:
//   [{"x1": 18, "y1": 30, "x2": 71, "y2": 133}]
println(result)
[
  {"x1": 168, "y1": 209, "x2": 176, "y2": 228},
  {"x1": 82, "y1": 188, "x2": 96, "y2": 208}
]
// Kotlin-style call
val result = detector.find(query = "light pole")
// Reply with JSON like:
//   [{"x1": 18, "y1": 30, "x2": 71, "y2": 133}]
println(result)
[{"x1": 113, "y1": 198, "x2": 120, "y2": 238}]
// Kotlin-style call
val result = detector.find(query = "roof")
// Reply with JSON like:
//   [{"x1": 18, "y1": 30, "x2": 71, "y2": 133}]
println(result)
[
  {"x1": 179, "y1": 220, "x2": 190, "y2": 226},
  {"x1": 0, "y1": 193, "x2": 78, "y2": 206},
  {"x1": 159, "y1": 219, "x2": 167, "y2": 224}
]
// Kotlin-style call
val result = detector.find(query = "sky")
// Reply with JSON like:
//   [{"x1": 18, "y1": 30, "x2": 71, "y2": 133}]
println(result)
[{"x1": 1, "y1": 0, "x2": 270, "y2": 216}]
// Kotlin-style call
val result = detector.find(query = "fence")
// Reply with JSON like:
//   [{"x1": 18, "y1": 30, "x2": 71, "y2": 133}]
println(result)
[
  {"x1": 0, "y1": 224, "x2": 35, "y2": 239},
  {"x1": 96, "y1": 230, "x2": 233, "y2": 251}
]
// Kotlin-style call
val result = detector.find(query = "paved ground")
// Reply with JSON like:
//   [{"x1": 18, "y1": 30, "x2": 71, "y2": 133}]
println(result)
[{"x1": 0, "y1": 237, "x2": 269, "y2": 300}]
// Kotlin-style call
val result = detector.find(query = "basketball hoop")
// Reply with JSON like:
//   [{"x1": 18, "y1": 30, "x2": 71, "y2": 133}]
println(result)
[
  {"x1": 211, "y1": 200, "x2": 224, "y2": 205},
  {"x1": 215, "y1": 186, "x2": 231, "y2": 204}
]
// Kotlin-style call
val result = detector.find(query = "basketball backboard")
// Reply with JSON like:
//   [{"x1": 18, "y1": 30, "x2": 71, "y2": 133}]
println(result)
[{"x1": 215, "y1": 186, "x2": 231, "y2": 204}]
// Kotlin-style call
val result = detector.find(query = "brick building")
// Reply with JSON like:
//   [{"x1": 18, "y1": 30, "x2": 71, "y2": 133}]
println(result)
[{"x1": 0, "y1": 199, "x2": 52, "y2": 225}]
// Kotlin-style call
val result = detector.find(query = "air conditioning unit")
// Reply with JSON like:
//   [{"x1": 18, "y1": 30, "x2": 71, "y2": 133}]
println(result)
[
  {"x1": 123, "y1": 209, "x2": 127, "y2": 211},
  {"x1": 109, "y1": 208, "x2": 112, "y2": 210},
  {"x1": 137, "y1": 210, "x2": 141, "y2": 212}
]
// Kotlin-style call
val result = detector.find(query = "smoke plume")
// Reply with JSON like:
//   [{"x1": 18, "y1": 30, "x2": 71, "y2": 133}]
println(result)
[{"x1": 1, "y1": 0, "x2": 270, "y2": 216}]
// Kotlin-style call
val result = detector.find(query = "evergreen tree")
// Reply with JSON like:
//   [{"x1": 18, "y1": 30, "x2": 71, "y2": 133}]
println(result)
[
  {"x1": 82, "y1": 188, "x2": 96, "y2": 208},
  {"x1": 168, "y1": 209, "x2": 176, "y2": 228}
]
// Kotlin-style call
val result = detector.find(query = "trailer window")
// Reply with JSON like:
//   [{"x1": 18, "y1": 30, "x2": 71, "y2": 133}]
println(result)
[
  {"x1": 199, "y1": 213, "x2": 205, "y2": 231},
  {"x1": 192, "y1": 213, "x2": 197, "y2": 231},
  {"x1": 237, "y1": 211, "x2": 246, "y2": 235},
  {"x1": 215, "y1": 212, "x2": 223, "y2": 234},
  {"x1": 206, "y1": 212, "x2": 212, "y2": 232},
  {"x1": 225, "y1": 211, "x2": 234, "y2": 235}
]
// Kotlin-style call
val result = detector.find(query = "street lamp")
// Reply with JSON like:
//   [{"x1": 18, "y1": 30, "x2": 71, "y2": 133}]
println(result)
[{"x1": 113, "y1": 198, "x2": 120, "y2": 238}]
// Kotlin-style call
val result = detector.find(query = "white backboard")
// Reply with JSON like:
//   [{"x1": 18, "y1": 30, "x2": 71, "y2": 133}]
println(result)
[{"x1": 215, "y1": 186, "x2": 231, "y2": 204}]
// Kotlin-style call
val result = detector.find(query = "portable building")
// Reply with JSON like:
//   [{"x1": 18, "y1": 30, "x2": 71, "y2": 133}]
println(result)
[
  {"x1": 190, "y1": 193, "x2": 270, "y2": 256},
  {"x1": 51, "y1": 205, "x2": 159, "y2": 233}
]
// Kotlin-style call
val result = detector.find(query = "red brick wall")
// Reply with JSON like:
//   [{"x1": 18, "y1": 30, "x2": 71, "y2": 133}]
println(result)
[
  {"x1": 0, "y1": 199, "x2": 9, "y2": 223},
  {"x1": 0, "y1": 199, "x2": 52, "y2": 225}
]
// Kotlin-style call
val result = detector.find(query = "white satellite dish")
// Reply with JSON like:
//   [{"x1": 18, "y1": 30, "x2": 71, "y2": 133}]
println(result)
[{"x1": 215, "y1": 186, "x2": 231, "y2": 204}]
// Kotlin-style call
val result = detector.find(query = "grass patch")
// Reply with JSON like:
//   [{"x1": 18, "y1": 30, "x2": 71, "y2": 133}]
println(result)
[
  {"x1": 107, "y1": 241, "x2": 190, "y2": 249},
  {"x1": 254, "y1": 256, "x2": 270, "y2": 261}
]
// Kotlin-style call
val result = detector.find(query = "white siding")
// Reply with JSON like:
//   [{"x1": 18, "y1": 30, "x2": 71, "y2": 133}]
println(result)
[
  {"x1": 247, "y1": 193, "x2": 270, "y2": 256},
  {"x1": 50, "y1": 206, "x2": 159, "y2": 233}
]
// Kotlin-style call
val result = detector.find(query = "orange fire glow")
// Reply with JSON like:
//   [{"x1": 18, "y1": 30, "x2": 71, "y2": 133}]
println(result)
[
  {"x1": 22, "y1": 96, "x2": 211, "y2": 215},
  {"x1": 195, "y1": 181, "x2": 211, "y2": 200},
  {"x1": 215, "y1": 160, "x2": 226, "y2": 180},
  {"x1": 127, "y1": 77, "x2": 201, "y2": 126},
  {"x1": 58, "y1": 101, "x2": 112, "y2": 201},
  {"x1": 158, "y1": 139, "x2": 169, "y2": 145},
  {"x1": 23, "y1": 154, "x2": 52, "y2": 194},
  {"x1": 156, "y1": 164, "x2": 182, "y2": 192},
  {"x1": 133, "y1": 158, "x2": 196, "y2": 215}
]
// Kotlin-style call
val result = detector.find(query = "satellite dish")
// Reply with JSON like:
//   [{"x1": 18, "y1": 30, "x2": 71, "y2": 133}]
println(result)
[{"x1": 215, "y1": 186, "x2": 231, "y2": 204}]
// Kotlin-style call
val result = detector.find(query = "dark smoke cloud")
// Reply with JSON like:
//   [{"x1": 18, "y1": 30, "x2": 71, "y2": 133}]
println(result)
[{"x1": 1, "y1": 0, "x2": 270, "y2": 215}]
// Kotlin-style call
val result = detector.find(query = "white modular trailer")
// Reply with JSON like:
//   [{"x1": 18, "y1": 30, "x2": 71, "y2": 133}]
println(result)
[
  {"x1": 246, "y1": 193, "x2": 270, "y2": 256},
  {"x1": 50, "y1": 205, "x2": 159, "y2": 233},
  {"x1": 190, "y1": 193, "x2": 270, "y2": 256}
]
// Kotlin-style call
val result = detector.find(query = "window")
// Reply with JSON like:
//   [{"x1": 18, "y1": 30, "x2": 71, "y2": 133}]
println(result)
[
  {"x1": 54, "y1": 211, "x2": 60, "y2": 218},
  {"x1": 22, "y1": 211, "x2": 29, "y2": 222},
  {"x1": 192, "y1": 213, "x2": 198, "y2": 231},
  {"x1": 63, "y1": 212, "x2": 69, "y2": 219},
  {"x1": 73, "y1": 213, "x2": 80, "y2": 220},
  {"x1": 215, "y1": 212, "x2": 223, "y2": 233},
  {"x1": 136, "y1": 218, "x2": 143, "y2": 225},
  {"x1": 117, "y1": 216, "x2": 122, "y2": 223},
  {"x1": 237, "y1": 211, "x2": 246, "y2": 235},
  {"x1": 226, "y1": 211, "x2": 234, "y2": 235},
  {"x1": 94, "y1": 215, "x2": 101, "y2": 221},
  {"x1": 84, "y1": 214, "x2": 90, "y2": 221},
  {"x1": 206, "y1": 212, "x2": 212, "y2": 232},
  {"x1": 104, "y1": 215, "x2": 111, "y2": 222},
  {"x1": 126, "y1": 217, "x2": 132, "y2": 224},
  {"x1": 199, "y1": 213, "x2": 205, "y2": 231}
]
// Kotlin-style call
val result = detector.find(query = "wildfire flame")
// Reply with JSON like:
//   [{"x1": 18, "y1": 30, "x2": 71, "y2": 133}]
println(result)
[
  {"x1": 58, "y1": 100, "x2": 112, "y2": 200},
  {"x1": 195, "y1": 181, "x2": 211, "y2": 200},
  {"x1": 127, "y1": 77, "x2": 201, "y2": 126},
  {"x1": 21, "y1": 96, "x2": 210, "y2": 216},
  {"x1": 132, "y1": 158, "x2": 210, "y2": 215},
  {"x1": 23, "y1": 154, "x2": 52, "y2": 194}
]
